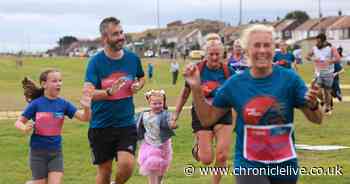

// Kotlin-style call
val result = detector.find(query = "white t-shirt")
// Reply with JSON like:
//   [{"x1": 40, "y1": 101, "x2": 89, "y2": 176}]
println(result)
[
  {"x1": 312, "y1": 46, "x2": 334, "y2": 75},
  {"x1": 170, "y1": 62, "x2": 180, "y2": 72}
]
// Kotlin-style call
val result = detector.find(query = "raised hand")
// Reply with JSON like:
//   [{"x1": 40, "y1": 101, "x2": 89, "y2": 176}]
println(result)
[
  {"x1": 22, "y1": 123, "x2": 33, "y2": 134},
  {"x1": 80, "y1": 82, "x2": 95, "y2": 108},
  {"x1": 110, "y1": 78, "x2": 126, "y2": 95},
  {"x1": 183, "y1": 63, "x2": 201, "y2": 88},
  {"x1": 305, "y1": 80, "x2": 320, "y2": 108}
]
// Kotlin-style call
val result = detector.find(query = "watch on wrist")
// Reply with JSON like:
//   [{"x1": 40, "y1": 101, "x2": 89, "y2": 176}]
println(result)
[
  {"x1": 309, "y1": 100, "x2": 319, "y2": 111},
  {"x1": 106, "y1": 88, "x2": 112, "y2": 96}
]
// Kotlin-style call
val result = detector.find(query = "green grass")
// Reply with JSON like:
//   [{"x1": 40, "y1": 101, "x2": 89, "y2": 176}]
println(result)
[{"x1": 0, "y1": 56, "x2": 349, "y2": 183}]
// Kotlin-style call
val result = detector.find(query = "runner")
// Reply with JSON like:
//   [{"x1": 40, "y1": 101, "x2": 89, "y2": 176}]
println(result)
[
  {"x1": 173, "y1": 34, "x2": 233, "y2": 184},
  {"x1": 228, "y1": 39, "x2": 249, "y2": 75},
  {"x1": 184, "y1": 24, "x2": 323, "y2": 184},
  {"x1": 307, "y1": 33, "x2": 340, "y2": 115},
  {"x1": 84, "y1": 17, "x2": 145, "y2": 184}
]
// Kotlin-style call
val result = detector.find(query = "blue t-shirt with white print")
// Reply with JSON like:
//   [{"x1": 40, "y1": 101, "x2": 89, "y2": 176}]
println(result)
[
  {"x1": 22, "y1": 96, "x2": 77, "y2": 150},
  {"x1": 85, "y1": 49, "x2": 144, "y2": 128},
  {"x1": 212, "y1": 65, "x2": 308, "y2": 180},
  {"x1": 273, "y1": 52, "x2": 295, "y2": 69}
]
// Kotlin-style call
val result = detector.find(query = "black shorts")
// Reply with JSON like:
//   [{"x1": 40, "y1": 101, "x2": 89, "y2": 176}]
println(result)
[
  {"x1": 30, "y1": 149, "x2": 63, "y2": 180},
  {"x1": 88, "y1": 125, "x2": 137, "y2": 165},
  {"x1": 191, "y1": 107, "x2": 232, "y2": 133}
]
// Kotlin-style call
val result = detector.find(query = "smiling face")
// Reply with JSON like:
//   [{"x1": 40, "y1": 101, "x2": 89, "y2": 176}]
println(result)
[
  {"x1": 206, "y1": 45, "x2": 222, "y2": 69},
  {"x1": 246, "y1": 31, "x2": 274, "y2": 70},
  {"x1": 148, "y1": 95, "x2": 165, "y2": 114},
  {"x1": 41, "y1": 71, "x2": 62, "y2": 98},
  {"x1": 103, "y1": 23, "x2": 125, "y2": 52}
]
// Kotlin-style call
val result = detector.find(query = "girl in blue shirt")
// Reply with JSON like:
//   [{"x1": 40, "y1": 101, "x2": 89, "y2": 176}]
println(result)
[{"x1": 15, "y1": 69, "x2": 93, "y2": 184}]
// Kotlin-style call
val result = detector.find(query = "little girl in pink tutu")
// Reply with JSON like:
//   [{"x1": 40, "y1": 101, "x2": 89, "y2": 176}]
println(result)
[{"x1": 136, "y1": 89, "x2": 177, "y2": 184}]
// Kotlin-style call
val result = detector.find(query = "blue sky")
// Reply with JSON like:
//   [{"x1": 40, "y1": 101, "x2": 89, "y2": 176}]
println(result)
[{"x1": 0, "y1": 0, "x2": 349, "y2": 52}]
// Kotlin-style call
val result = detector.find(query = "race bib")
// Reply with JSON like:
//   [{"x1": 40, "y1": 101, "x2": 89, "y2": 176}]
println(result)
[
  {"x1": 35, "y1": 112, "x2": 64, "y2": 136},
  {"x1": 101, "y1": 72, "x2": 134, "y2": 100},
  {"x1": 243, "y1": 124, "x2": 296, "y2": 164}
]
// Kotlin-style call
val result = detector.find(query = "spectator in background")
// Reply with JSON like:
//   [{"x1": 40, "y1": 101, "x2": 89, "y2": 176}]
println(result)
[
  {"x1": 147, "y1": 63, "x2": 154, "y2": 80},
  {"x1": 170, "y1": 60, "x2": 179, "y2": 85}
]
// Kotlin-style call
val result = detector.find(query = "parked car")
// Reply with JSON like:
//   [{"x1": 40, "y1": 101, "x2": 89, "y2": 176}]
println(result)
[
  {"x1": 189, "y1": 50, "x2": 205, "y2": 59},
  {"x1": 144, "y1": 50, "x2": 155, "y2": 57}
]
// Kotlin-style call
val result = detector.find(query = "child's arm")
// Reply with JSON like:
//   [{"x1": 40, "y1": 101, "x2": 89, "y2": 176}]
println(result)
[
  {"x1": 75, "y1": 83, "x2": 93, "y2": 121},
  {"x1": 14, "y1": 116, "x2": 33, "y2": 134},
  {"x1": 74, "y1": 106, "x2": 91, "y2": 122},
  {"x1": 168, "y1": 112, "x2": 178, "y2": 129}
]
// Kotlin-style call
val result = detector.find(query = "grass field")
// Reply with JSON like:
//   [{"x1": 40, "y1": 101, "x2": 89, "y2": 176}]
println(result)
[{"x1": 0, "y1": 56, "x2": 349, "y2": 184}]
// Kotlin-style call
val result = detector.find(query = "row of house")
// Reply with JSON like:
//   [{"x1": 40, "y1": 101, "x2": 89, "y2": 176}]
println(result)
[
  {"x1": 129, "y1": 15, "x2": 350, "y2": 56},
  {"x1": 222, "y1": 15, "x2": 350, "y2": 44},
  {"x1": 47, "y1": 15, "x2": 350, "y2": 57}
]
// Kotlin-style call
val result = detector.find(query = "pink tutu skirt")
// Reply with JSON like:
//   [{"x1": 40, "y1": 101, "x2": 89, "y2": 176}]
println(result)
[{"x1": 137, "y1": 139, "x2": 173, "y2": 176}]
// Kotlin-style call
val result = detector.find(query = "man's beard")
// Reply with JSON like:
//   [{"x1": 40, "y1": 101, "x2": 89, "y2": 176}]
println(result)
[{"x1": 108, "y1": 39, "x2": 124, "y2": 52}]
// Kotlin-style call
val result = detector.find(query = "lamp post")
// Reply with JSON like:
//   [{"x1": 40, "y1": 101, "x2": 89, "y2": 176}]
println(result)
[
  {"x1": 318, "y1": 0, "x2": 322, "y2": 18},
  {"x1": 220, "y1": 0, "x2": 223, "y2": 22},
  {"x1": 238, "y1": 0, "x2": 242, "y2": 25},
  {"x1": 156, "y1": 0, "x2": 160, "y2": 56}
]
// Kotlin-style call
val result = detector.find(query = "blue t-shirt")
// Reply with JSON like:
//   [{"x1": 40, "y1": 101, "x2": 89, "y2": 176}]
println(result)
[
  {"x1": 186, "y1": 62, "x2": 234, "y2": 98},
  {"x1": 228, "y1": 56, "x2": 249, "y2": 75},
  {"x1": 22, "y1": 96, "x2": 77, "y2": 151},
  {"x1": 85, "y1": 49, "x2": 145, "y2": 128},
  {"x1": 213, "y1": 66, "x2": 307, "y2": 180},
  {"x1": 273, "y1": 52, "x2": 295, "y2": 69}
]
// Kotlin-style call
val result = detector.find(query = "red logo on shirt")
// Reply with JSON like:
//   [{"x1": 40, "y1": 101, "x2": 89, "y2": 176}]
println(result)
[
  {"x1": 201, "y1": 81, "x2": 220, "y2": 97},
  {"x1": 243, "y1": 96, "x2": 286, "y2": 125},
  {"x1": 101, "y1": 72, "x2": 134, "y2": 100}
]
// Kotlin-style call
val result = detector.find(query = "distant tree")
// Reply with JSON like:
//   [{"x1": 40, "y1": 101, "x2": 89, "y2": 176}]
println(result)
[
  {"x1": 160, "y1": 40, "x2": 167, "y2": 48},
  {"x1": 167, "y1": 42, "x2": 176, "y2": 49},
  {"x1": 285, "y1": 10, "x2": 310, "y2": 23},
  {"x1": 58, "y1": 36, "x2": 78, "y2": 48}
]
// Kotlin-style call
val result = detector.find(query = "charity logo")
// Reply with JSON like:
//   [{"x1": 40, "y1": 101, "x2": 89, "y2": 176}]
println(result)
[{"x1": 243, "y1": 96, "x2": 286, "y2": 125}]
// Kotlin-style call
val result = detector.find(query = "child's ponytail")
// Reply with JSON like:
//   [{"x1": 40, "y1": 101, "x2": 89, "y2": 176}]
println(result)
[
  {"x1": 22, "y1": 68, "x2": 59, "y2": 102},
  {"x1": 22, "y1": 77, "x2": 44, "y2": 103}
]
